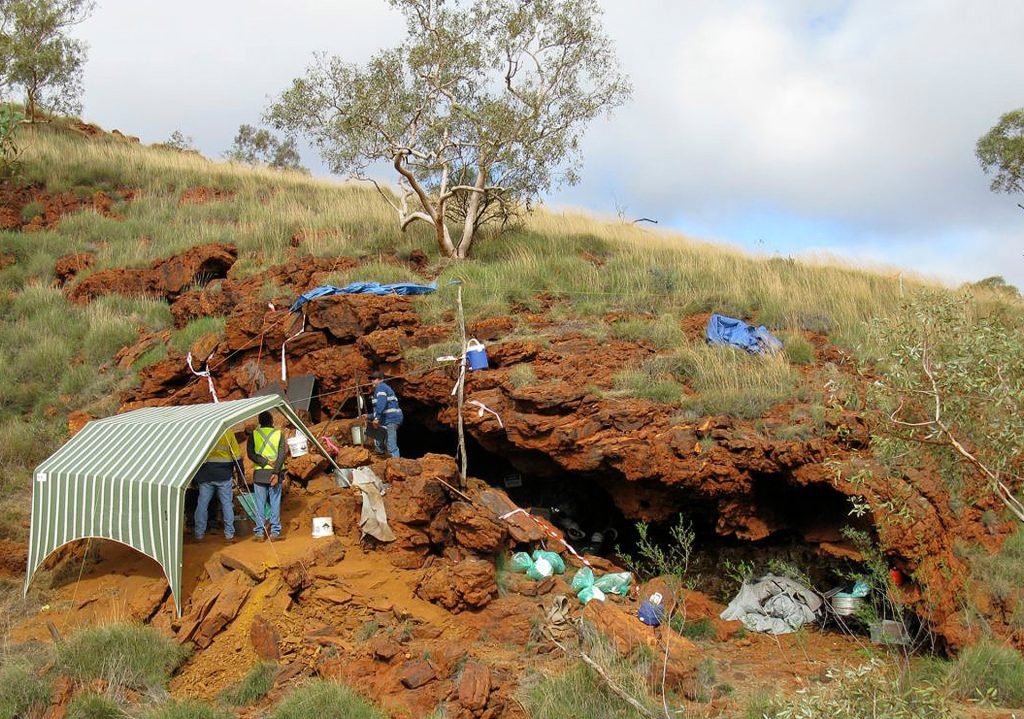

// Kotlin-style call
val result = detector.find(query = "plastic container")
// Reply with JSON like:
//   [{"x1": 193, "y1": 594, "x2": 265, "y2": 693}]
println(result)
[
  {"x1": 830, "y1": 595, "x2": 864, "y2": 617},
  {"x1": 466, "y1": 338, "x2": 489, "y2": 370},
  {"x1": 870, "y1": 620, "x2": 910, "y2": 645},
  {"x1": 312, "y1": 516, "x2": 333, "y2": 538},
  {"x1": 351, "y1": 424, "x2": 364, "y2": 446},
  {"x1": 286, "y1": 434, "x2": 308, "y2": 458}
]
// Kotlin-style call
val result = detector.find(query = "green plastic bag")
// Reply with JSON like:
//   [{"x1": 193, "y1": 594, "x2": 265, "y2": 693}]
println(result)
[
  {"x1": 578, "y1": 585, "x2": 606, "y2": 604},
  {"x1": 594, "y1": 571, "x2": 632, "y2": 596},
  {"x1": 526, "y1": 555, "x2": 554, "y2": 580},
  {"x1": 510, "y1": 552, "x2": 534, "y2": 573},
  {"x1": 570, "y1": 567, "x2": 595, "y2": 591},
  {"x1": 532, "y1": 550, "x2": 566, "y2": 575}
]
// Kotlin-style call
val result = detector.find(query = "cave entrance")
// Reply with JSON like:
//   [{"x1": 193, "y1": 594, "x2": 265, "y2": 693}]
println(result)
[{"x1": 398, "y1": 399, "x2": 869, "y2": 593}]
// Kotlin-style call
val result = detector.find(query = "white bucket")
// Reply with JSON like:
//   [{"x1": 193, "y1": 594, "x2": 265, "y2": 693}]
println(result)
[
  {"x1": 312, "y1": 516, "x2": 333, "y2": 538},
  {"x1": 351, "y1": 425, "x2": 364, "y2": 446},
  {"x1": 286, "y1": 434, "x2": 308, "y2": 458}
]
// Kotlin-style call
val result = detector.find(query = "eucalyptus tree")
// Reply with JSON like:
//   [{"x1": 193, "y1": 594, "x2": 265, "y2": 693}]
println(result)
[
  {"x1": 976, "y1": 108, "x2": 1024, "y2": 197},
  {"x1": 268, "y1": 0, "x2": 631, "y2": 259}
]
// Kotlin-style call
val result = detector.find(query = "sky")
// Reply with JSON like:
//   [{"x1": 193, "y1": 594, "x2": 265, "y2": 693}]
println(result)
[{"x1": 71, "y1": 0, "x2": 1024, "y2": 287}]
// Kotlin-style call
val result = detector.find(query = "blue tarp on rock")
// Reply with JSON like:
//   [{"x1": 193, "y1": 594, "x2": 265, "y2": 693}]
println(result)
[
  {"x1": 706, "y1": 313, "x2": 783, "y2": 355},
  {"x1": 290, "y1": 281, "x2": 437, "y2": 312}
]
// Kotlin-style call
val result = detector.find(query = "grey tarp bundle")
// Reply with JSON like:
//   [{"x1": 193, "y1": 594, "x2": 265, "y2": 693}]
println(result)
[
  {"x1": 350, "y1": 467, "x2": 395, "y2": 542},
  {"x1": 720, "y1": 574, "x2": 822, "y2": 634},
  {"x1": 24, "y1": 396, "x2": 345, "y2": 615}
]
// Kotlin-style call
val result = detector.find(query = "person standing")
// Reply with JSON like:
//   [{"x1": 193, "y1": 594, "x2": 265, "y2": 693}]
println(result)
[
  {"x1": 193, "y1": 430, "x2": 242, "y2": 541},
  {"x1": 369, "y1": 371, "x2": 403, "y2": 458},
  {"x1": 247, "y1": 411, "x2": 286, "y2": 540}
]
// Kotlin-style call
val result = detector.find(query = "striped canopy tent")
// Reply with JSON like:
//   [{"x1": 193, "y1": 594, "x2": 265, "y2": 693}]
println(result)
[{"x1": 24, "y1": 396, "x2": 341, "y2": 615}]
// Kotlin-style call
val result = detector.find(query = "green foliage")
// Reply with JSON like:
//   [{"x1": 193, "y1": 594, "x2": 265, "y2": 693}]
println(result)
[
  {"x1": 744, "y1": 690, "x2": 784, "y2": 719},
  {"x1": 620, "y1": 515, "x2": 695, "y2": 587},
  {"x1": 0, "y1": 104, "x2": 25, "y2": 176},
  {"x1": 976, "y1": 108, "x2": 1024, "y2": 195},
  {"x1": 968, "y1": 275, "x2": 1021, "y2": 299},
  {"x1": 962, "y1": 529, "x2": 1024, "y2": 612},
  {"x1": 170, "y1": 316, "x2": 226, "y2": 354},
  {"x1": 66, "y1": 692, "x2": 122, "y2": 719},
  {"x1": 143, "y1": 699, "x2": 232, "y2": 719},
  {"x1": 508, "y1": 363, "x2": 536, "y2": 388},
  {"x1": 768, "y1": 659, "x2": 951, "y2": 718},
  {"x1": 355, "y1": 620, "x2": 380, "y2": 641},
  {"x1": 225, "y1": 124, "x2": 306, "y2": 172},
  {"x1": 20, "y1": 200, "x2": 44, "y2": 222},
  {"x1": 269, "y1": 680, "x2": 388, "y2": 719},
  {"x1": 673, "y1": 616, "x2": 716, "y2": 641},
  {"x1": 782, "y1": 333, "x2": 814, "y2": 365},
  {"x1": 610, "y1": 316, "x2": 682, "y2": 349},
  {"x1": 56, "y1": 622, "x2": 191, "y2": 691},
  {"x1": 267, "y1": 0, "x2": 631, "y2": 258},
  {"x1": 1, "y1": 0, "x2": 95, "y2": 119},
  {"x1": 868, "y1": 291, "x2": 1024, "y2": 513},
  {"x1": 0, "y1": 661, "x2": 51, "y2": 719},
  {"x1": 520, "y1": 625, "x2": 656, "y2": 718},
  {"x1": 164, "y1": 130, "x2": 196, "y2": 151},
  {"x1": 612, "y1": 363, "x2": 684, "y2": 405},
  {"x1": 949, "y1": 639, "x2": 1024, "y2": 707},
  {"x1": 218, "y1": 662, "x2": 277, "y2": 706}
]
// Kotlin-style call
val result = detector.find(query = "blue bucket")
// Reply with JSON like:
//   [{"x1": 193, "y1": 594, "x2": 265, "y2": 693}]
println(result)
[{"x1": 466, "y1": 338, "x2": 489, "y2": 370}]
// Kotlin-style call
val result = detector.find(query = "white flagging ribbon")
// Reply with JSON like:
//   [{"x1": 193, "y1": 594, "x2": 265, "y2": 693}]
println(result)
[
  {"x1": 281, "y1": 316, "x2": 306, "y2": 383},
  {"x1": 186, "y1": 352, "x2": 219, "y2": 403},
  {"x1": 468, "y1": 400, "x2": 504, "y2": 428},
  {"x1": 499, "y1": 508, "x2": 592, "y2": 568},
  {"x1": 449, "y1": 363, "x2": 466, "y2": 397}
]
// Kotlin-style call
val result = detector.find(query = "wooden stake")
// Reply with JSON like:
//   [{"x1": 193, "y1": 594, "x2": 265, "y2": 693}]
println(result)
[{"x1": 455, "y1": 285, "x2": 468, "y2": 487}]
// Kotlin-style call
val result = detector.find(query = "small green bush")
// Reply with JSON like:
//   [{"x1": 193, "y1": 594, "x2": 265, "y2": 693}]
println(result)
[
  {"x1": 744, "y1": 689, "x2": 783, "y2": 719},
  {"x1": 508, "y1": 363, "x2": 536, "y2": 388},
  {"x1": 143, "y1": 699, "x2": 232, "y2": 719},
  {"x1": 20, "y1": 201, "x2": 44, "y2": 222},
  {"x1": 782, "y1": 333, "x2": 814, "y2": 365},
  {"x1": 673, "y1": 616, "x2": 716, "y2": 641},
  {"x1": 521, "y1": 660, "x2": 654, "y2": 719},
  {"x1": 57, "y1": 623, "x2": 191, "y2": 691},
  {"x1": 949, "y1": 639, "x2": 1024, "y2": 707},
  {"x1": 66, "y1": 691, "x2": 122, "y2": 719},
  {"x1": 170, "y1": 317, "x2": 225, "y2": 354},
  {"x1": 219, "y1": 662, "x2": 277, "y2": 706},
  {"x1": 0, "y1": 661, "x2": 51, "y2": 719},
  {"x1": 270, "y1": 680, "x2": 388, "y2": 719},
  {"x1": 610, "y1": 316, "x2": 682, "y2": 350}
]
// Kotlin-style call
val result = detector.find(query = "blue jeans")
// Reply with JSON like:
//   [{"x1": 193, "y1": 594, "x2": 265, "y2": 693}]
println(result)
[
  {"x1": 253, "y1": 482, "x2": 282, "y2": 537},
  {"x1": 372, "y1": 423, "x2": 401, "y2": 458},
  {"x1": 195, "y1": 479, "x2": 234, "y2": 539}
]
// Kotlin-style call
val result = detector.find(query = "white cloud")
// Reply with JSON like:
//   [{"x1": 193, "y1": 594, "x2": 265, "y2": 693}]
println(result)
[{"x1": 70, "y1": 0, "x2": 1024, "y2": 286}]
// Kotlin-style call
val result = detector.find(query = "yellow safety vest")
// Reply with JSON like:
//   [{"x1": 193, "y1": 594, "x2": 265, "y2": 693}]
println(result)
[
  {"x1": 253, "y1": 427, "x2": 282, "y2": 471},
  {"x1": 206, "y1": 431, "x2": 241, "y2": 463}
]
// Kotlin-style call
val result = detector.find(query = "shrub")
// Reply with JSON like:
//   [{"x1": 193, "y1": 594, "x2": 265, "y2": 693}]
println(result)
[
  {"x1": 610, "y1": 316, "x2": 682, "y2": 350},
  {"x1": 170, "y1": 317, "x2": 226, "y2": 354},
  {"x1": 66, "y1": 691, "x2": 122, "y2": 719},
  {"x1": 949, "y1": 639, "x2": 1024, "y2": 707},
  {"x1": 0, "y1": 661, "x2": 51, "y2": 719},
  {"x1": 613, "y1": 364, "x2": 683, "y2": 405},
  {"x1": 508, "y1": 363, "x2": 536, "y2": 388},
  {"x1": 674, "y1": 616, "x2": 716, "y2": 641},
  {"x1": 767, "y1": 659, "x2": 950, "y2": 718},
  {"x1": 744, "y1": 689, "x2": 783, "y2": 719},
  {"x1": 781, "y1": 333, "x2": 814, "y2": 365},
  {"x1": 56, "y1": 623, "x2": 191, "y2": 691},
  {"x1": 269, "y1": 680, "x2": 388, "y2": 719},
  {"x1": 143, "y1": 699, "x2": 232, "y2": 719},
  {"x1": 219, "y1": 662, "x2": 277, "y2": 706}
]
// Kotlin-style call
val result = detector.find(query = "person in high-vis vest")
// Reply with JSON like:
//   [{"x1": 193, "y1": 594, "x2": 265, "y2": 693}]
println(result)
[
  {"x1": 247, "y1": 411, "x2": 286, "y2": 540},
  {"x1": 193, "y1": 430, "x2": 242, "y2": 541},
  {"x1": 368, "y1": 370, "x2": 403, "y2": 458}
]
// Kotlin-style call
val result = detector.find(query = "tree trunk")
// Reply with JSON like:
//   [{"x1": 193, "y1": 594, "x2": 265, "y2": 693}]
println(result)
[{"x1": 455, "y1": 167, "x2": 487, "y2": 260}]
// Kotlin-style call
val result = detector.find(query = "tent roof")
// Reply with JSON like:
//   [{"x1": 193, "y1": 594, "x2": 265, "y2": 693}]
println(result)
[{"x1": 25, "y1": 396, "x2": 338, "y2": 614}]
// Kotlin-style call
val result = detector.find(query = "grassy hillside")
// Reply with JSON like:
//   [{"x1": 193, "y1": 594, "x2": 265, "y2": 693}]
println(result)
[{"x1": 0, "y1": 120, "x2": 1006, "y2": 542}]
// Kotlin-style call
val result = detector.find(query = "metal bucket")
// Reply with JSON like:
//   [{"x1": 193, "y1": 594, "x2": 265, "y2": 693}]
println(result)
[{"x1": 830, "y1": 595, "x2": 864, "y2": 617}]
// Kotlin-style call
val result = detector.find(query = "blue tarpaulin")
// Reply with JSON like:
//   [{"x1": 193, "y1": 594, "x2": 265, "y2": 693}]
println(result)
[
  {"x1": 706, "y1": 313, "x2": 783, "y2": 355},
  {"x1": 290, "y1": 281, "x2": 437, "y2": 312}
]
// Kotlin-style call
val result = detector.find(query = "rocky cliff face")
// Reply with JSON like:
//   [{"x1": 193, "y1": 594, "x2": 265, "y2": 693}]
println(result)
[{"x1": 71, "y1": 245, "x2": 1016, "y2": 650}]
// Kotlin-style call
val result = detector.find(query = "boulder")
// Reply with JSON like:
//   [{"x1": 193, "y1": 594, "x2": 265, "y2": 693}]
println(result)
[
  {"x1": 250, "y1": 614, "x2": 281, "y2": 660},
  {"x1": 458, "y1": 661, "x2": 491, "y2": 712},
  {"x1": 398, "y1": 658, "x2": 437, "y2": 689},
  {"x1": 448, "y1": 502, "x2": 506, "y2": 554}
]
